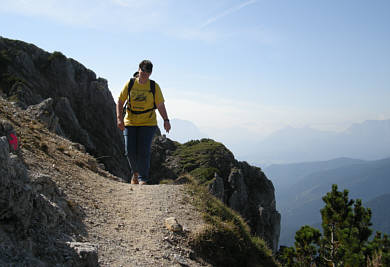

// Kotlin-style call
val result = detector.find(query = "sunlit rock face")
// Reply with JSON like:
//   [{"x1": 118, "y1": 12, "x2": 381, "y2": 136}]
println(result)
[{"x1": 0, "y1": 37, "x2": 129, "y2": 179}]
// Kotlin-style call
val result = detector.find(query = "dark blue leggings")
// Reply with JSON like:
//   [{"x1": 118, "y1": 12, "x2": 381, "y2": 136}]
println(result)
[{"x1": 124, "y1": 126, "x2": 157, "y2": 182}]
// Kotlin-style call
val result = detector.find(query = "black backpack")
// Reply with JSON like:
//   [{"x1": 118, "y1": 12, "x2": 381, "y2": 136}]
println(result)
[{"x1": 123, "y1": 78, "x2": 156, "y2": 117}]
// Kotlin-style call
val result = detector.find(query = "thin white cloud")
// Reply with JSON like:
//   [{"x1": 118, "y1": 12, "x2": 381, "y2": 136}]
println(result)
[
  {"x1": 1, "y1": 0, "x2": 266, "y2": 42},
  {"x1": 200, "y1": 0, "x2": 258, "y2": 29},
  {"x1": 0, "y1": 0, "x2": 167, "y2": 32}
]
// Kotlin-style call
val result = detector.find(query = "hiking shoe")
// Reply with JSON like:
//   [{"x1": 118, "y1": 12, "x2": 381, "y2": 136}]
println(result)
[
  {"x1": 131, "y1": 173, "x2": 139, "y2": 184},
  {"x1": 139, "y1": 180, "x2": 147, "y2": 185}
]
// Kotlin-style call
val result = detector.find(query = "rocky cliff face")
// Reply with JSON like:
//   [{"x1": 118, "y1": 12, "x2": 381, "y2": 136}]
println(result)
[
  {"x1": 150, "y1": 137, "x2": 281, "y2": 252},
  {"x1": 0, "y1": 37, "x2": 129, "y2": 179}
]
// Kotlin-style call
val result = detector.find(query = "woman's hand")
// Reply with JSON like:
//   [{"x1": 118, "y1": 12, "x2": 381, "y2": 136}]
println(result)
[
  {"x1": 117, "y1": 118, "x2": 125, "y2": 131},
  {"x1": 164, "y1": 120, "x2": 171, "y2": 133},
  {"x1": 157, "y1": 102, "x2": 171, "y2": 133}
]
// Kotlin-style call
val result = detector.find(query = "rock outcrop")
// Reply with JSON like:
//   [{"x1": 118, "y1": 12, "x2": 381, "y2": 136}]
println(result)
[
  {"x1": 150, "y1": 137, "x2": 281, "y2": 252},
  {"x1": 0, "y1": 37, "x2": 129, "y2": 179},
  {"x1": 0, "y1": 120, "x2": 97, "y2": 266}
]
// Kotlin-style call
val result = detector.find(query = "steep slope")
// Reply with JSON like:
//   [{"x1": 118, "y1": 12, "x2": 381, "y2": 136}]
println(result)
[
  {"x1": 0, "y1": 36, "x2": 129, "y2": 179},
  {"x1": 0, "y1": 96, "x2": 208, "y2": 266}
]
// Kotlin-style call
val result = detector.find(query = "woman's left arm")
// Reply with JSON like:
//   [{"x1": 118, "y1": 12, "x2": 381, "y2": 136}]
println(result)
[{"x1": 157, "y1": 102, "x2": 171, "y2": 133}]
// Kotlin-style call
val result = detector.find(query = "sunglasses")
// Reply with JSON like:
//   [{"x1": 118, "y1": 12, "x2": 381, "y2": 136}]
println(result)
[{"x1": 140, "y1": 68, "x2": 152, "y2": 73}]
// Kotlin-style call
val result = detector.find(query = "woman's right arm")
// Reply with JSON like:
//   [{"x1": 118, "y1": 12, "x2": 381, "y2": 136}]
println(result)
[{"x1": 116, "y1": 100, "x2": 125, "y2": 131}]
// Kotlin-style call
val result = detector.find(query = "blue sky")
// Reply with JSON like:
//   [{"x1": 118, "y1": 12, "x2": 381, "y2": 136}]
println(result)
[{"x1": 1, "y1": 0, "x2": 390, "y2": 152}]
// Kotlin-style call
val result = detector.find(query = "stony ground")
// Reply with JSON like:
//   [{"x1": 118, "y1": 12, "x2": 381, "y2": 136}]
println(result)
[
  {"x1": 1, "y1": 96, "x2": 211, "y2": 266},
  {"x1": 84, "y1": 182, "x2": 207, "y2": 267}
]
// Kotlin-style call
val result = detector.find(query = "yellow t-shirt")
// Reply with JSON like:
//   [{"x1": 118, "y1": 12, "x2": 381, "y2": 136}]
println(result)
[{"x1": 118, "y1": 79, "x2": 164, "y2": 126}]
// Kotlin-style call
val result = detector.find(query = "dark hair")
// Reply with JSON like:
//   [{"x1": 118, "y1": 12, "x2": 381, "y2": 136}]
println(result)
[{"x1": 139, "y1": 60, "x2": 153, "y2": 73}]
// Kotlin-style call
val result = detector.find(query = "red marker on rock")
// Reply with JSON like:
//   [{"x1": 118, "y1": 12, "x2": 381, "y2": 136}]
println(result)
[{"x1": 8, "y1": 133, "x2": 18, "y2": 151}]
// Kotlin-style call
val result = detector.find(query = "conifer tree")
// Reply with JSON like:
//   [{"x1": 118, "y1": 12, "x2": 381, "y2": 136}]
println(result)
[
  {"x1": 277, "y1": 184, "x2": 385, "y2": 267},
  {"x1": 367, "y1": 232, "x2": 390, "y2": 266},
  {"x1": 277, "y1": 246, "x2": 297, "y2": 267},
  {"x1": 294, "y1": 225, "x2": 321, "y2": 266},
  {"x1": 319, "y1": 184, "x2": 372, "y2": 266}
]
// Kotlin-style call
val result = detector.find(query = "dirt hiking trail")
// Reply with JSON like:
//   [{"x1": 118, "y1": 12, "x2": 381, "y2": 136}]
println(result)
[
  {"x1": 83, "y1": 179, "x2": 208, "y2": 267},
  {"x1": 1, "y1": 97, "x2": 209, "y2": 266}
]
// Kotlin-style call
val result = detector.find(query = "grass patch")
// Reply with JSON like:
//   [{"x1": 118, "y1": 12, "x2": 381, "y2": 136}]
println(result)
[
  {"x1": 190, "y1": 167, "x2": 219, "y2": 184},
  {"x1": 173, "y1": 138, "x2": 232, "y2": 175},
  {"x1": 159, "y1": 179, "x2": 175, "y2": 184},
  {"x1": 187, "y1": 179, "x2": 278, "y2": 267}
]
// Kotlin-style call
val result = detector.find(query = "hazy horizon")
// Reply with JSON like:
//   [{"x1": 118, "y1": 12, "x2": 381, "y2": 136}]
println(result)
[{"x1": 158, "y1": 118, "x2": 390, "y2": 166}]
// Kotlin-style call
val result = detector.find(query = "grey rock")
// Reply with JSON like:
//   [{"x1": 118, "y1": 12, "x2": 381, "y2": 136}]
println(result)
[
  {"x1": 165, "y1": 217, "x2": 183, "y2": 232},
  {"x1": 227, "y1": 168, "x2": 248, "y2": 213},
  {"x1": 8, "y1": 82, "x2": 43, "y2": 109},
  {"x1": 67, "y1": 242, "x2": 98, "y2": 267},
  {"x1": 0, "y1": 136, "x2": 9, "y2": 161},
  {"x1": 54, "y1": 97, "x2": 95, "y2": 151},
  {"x1": 0, "y1": 120, "x2": 94, "y2": 266},
  {"x1": 208, "y1": 173, "x2": 225, "y2": 202},
  {"x1": 26, "y1": 98, "x2": 64, "y2": 135},
  {"x1": 0, "y1": 119, "x2": 20, "y2": 153}
]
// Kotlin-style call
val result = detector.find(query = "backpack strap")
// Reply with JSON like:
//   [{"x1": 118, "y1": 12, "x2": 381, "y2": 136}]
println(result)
[
  {"x1": 127, "y1": 78, "x2": 136, "y2": 102},
  {"x1": 150, "y1": 80, "x2": 156, "y2": 109},
  {"x1": 122, "y1": 78, "x2": 136, "y2": 118}
]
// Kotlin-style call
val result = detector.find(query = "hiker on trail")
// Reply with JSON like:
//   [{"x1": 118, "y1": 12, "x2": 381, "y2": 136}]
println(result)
[{"x1": 116, "y1": 60, "x2": 171, "y2": 185}]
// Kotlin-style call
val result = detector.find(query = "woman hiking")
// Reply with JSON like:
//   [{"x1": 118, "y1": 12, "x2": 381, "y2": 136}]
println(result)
[{"x1": 116, "y1": 60, "x2": 171, "y2": 184}]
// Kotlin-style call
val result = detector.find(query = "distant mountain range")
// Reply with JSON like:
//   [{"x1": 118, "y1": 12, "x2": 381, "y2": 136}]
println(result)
[
  {"x1": 367, "y1": 193, "x2": 390, "y2": 235},
  {"x1": 264, "y1": 157, "x2": 390, "y2": 247},
  {"x1": 245, "y1": 119, "x2": 390, "y2": 165},
  {"x1": 158, "y1": 118, "x2": 207, "y2": 144}
]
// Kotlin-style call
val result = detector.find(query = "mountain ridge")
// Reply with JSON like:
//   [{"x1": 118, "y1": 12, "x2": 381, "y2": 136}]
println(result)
[{"x1": 245, "y1": 120, "x2": 390, "y2": 164}]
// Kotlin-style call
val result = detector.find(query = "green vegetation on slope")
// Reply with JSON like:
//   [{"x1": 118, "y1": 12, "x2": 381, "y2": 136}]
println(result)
[
  {"x1": 172, "y1": 138, "x2": 234, "y2": 182},
  {"x1": 160, "y1": 138, "x2": 279, "y2": 266},
  {"x1": 186, "y1": 177, "x2": 278, "y2": 267}
]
